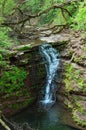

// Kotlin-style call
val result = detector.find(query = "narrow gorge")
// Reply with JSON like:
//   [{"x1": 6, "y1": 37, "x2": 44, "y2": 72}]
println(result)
[{"x1": 0, "y1": 1, "x2": 86, "y2": 130}]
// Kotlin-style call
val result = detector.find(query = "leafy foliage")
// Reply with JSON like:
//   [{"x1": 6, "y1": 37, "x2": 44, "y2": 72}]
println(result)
[
  {"x1": 0, "y1": 67, "x2": 27, "y2": 93},
  {"x1": 0, "y1": 27, "x2": 12, "y2": 49},
  {"x1": 0, "y1": 0, "x2": 16, "y2": 16},
  {"x1": 0, "y1": 0, "x2": 18, "y2": 53},
  {"x1": 64, "y1": 64, "x2": 86, "y2": 92},
  {"x1": 72, "y1": 2, "x2": 86, "y2": 30}
]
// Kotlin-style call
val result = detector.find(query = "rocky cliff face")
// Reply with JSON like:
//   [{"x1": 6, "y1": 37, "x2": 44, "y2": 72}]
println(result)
[
  {"x1": 0, "y1": 44, "x2": 47, "y2": 116},
  {"x1": 60, "y1": 31, "x2": 86, "y2": 129},
  {"x1": 38, "y1": 29, "x2": 86, "y2": 129},
  {"x1": 0, "y1": 28, "x2": 86, "y2": 129}
]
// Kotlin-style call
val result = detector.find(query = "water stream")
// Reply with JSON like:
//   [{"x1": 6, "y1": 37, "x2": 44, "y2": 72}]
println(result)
[{"x1": 39, "y1": 43, "x2": 59, "y2": 105}]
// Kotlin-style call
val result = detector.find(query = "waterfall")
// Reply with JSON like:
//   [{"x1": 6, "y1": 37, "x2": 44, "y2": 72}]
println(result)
[{"x1": 39, "y1": 43, "x2": 60, "y2": 105}]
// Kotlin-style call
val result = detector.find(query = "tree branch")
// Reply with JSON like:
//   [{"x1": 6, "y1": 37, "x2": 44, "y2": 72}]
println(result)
[
  {"x1": 0, "y1": 112, "x2": 11, "y2": 130},
  {"x1": 1, "y1": 0, "x2": 79, "y2": 27},
  {"x1": 0, "y1": 119, "x2": 11, "y2": 130}
]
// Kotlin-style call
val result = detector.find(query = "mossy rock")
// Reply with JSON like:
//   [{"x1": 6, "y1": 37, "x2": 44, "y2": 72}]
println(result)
[
  {"x1": 72, "y1": 110, "x2": 86, "y2": 127},
  {"x1": 63, "y1": 63, "x2": 86, "y2": 93},
  {"x1": 17, "y1": 45, "x2": 31, "y2": 51}
]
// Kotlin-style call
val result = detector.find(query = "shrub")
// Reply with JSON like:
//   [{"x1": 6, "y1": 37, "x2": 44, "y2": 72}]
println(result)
[
  {"x1": 72, "y1": 2, "x2": 86, "y2": 30},
  {"x1": 0, "y1": 66, "x2": 27, "y2": 93}
]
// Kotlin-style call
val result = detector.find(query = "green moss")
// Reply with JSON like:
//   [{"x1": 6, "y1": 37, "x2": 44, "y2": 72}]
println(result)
[
  {"x1": 18, "y1": 45, "x2": 31, "y2": 51},
  {"x1": 64, "y1": 63, "x2": 86, "y2": 93},
  {"x1": 72, "y1": 110, "x2": 86, "y2": 127}
]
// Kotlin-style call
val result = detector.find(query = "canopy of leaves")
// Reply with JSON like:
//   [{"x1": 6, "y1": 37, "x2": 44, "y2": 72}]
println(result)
[{"x1": 72, "y1": 2, "x2": 86, "y2": 30}]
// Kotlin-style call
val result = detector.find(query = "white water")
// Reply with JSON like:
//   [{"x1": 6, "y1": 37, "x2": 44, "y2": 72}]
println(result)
[{"x1": 39, "y1": 43, "x2": 60, "y2": 104}]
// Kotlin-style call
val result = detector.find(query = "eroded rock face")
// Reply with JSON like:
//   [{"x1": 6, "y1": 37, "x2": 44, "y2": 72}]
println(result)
[
  {"x1": 0, "y1": 45, "x2": 46, "y2": 116},
  {"x1": 1, "y1": 28, "x2": 86, "y2": 129},
  {"x1": 57, "y1": 31, "x2": 86, "y2": 129},
  {"x1": 40, "y1": 29, "x2": 86, "y2": 129}
]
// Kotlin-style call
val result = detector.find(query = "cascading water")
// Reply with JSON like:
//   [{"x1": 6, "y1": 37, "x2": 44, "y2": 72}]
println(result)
[
  {"x1": 12, "y1": 43, "x2": 80, "y2": 130},
  {"x1": 39, "y1": 43, "x2": 60, "y2": 105}
]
